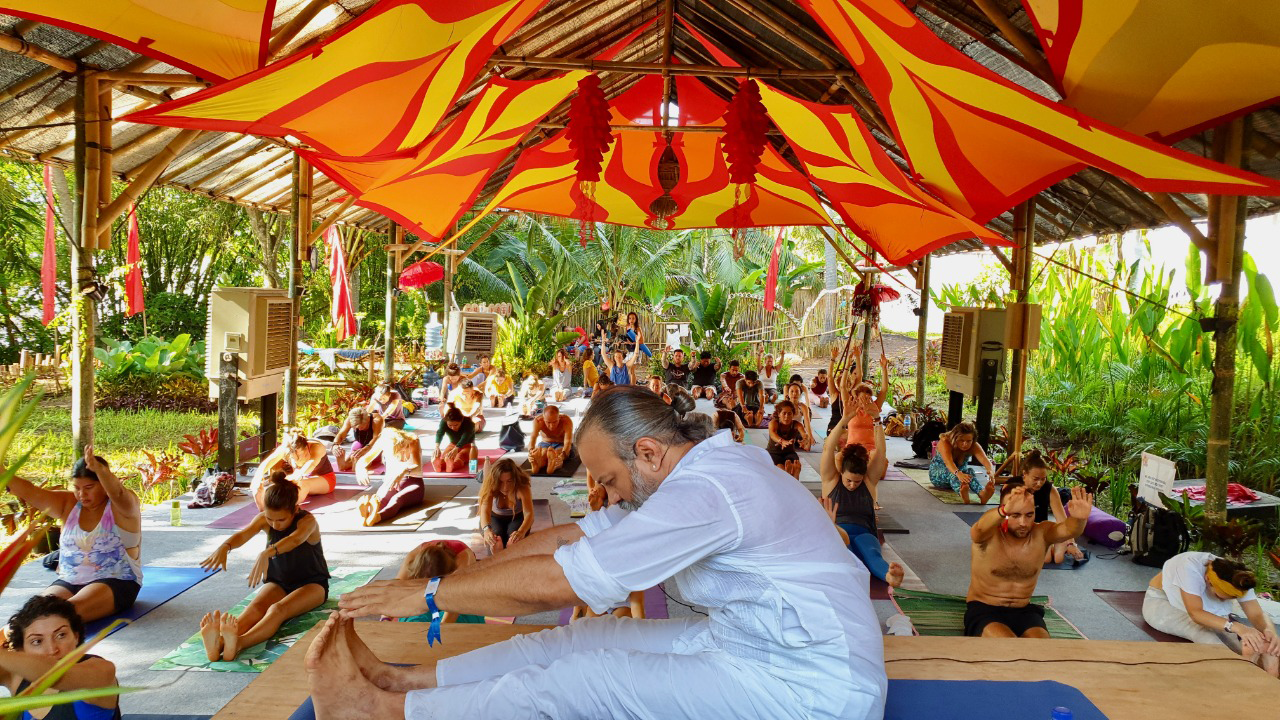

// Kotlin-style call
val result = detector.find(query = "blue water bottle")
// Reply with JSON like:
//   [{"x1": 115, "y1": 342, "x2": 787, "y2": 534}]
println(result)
[{"x1": 1051, "y1": 708, "x2": 1073, "y2": 720}]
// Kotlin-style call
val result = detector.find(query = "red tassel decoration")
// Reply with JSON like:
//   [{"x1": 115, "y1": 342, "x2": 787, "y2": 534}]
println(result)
[
  {"x1": 566, "y1": 74, "x2": 614, "y2": 246},
  {"x1": 722, "y1": 79, "x2": 768, "y2": 251}
]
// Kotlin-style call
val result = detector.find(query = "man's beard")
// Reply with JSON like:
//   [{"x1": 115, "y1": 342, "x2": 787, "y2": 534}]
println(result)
[{"x1": 618, "y1": 460, "x2": 660, "y2": 511}]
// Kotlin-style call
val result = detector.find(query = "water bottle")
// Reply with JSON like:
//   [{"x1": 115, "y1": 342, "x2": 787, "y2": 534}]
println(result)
[
  {"x1": 1051, "y1": 708, "x2": 1073, "y2": 720},
  {"x1": 170, "y1": 499, "x2": 182, "y2": 527},
  {"x1": 469, "y1": 458, "x2": 478, "y2": 475},
  {"x1": 425, "y1": 313, "x2": 444, "y2": 350}
]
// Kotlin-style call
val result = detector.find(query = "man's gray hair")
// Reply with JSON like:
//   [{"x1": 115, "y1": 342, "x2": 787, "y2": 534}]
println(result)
[{"x1": 579, "y1": 385, "x2": 713, "y2": 461}]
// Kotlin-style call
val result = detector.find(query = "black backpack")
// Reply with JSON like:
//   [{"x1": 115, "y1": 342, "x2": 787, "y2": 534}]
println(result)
[
  {"x1": 911, "y1": 420, "x2": 946, "y2": 459},
  {"x1": 499, "y1": 420, "x2": 526, "y2": 452},
  {"x1": 1129, "y1": 497, "x2": 1191, "y2": 567}
]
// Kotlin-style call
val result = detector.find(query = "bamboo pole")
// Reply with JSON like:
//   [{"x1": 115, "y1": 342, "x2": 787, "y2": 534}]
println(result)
[
  {"x1": 915, "y1": 0, "x2": 1045, "y2": 81},
  {"x1": 96, "y1": 71, "x2": 208, "y2": 86},
  {"x1": 916, "y1": 253, "x2": 931, "y2": 409},
  {"x1": 383, "y1": 223, "x2": 401, "y2": 382},
  {"x1": 1007, "y1": 200, "x2": 1034, "y2": 474},
  {"x1": 0, "y1": 33, "x2": 77, "y2": 72},
  {"x1": 155, "y1": 134, "x2": 243, "y2": 183},
  {"x1": 96, "y1": 80, "x2": 113, "y2": 248},
  {"x1": 1204, "y1": 117, "x2": 1248, "y2": 525},
  {"x1": 283, "y1": 156, "x2": 310, "y2": 425},
  {"x1": 268, "y1": 0, "x2": 333, "y2": 58},
  {"x1": 967, "y1": 0, "x2": 1057, "y2": 87},
  {"x1": 72, "y1": 72, "x2": 98, "y2": 455},
  {"x1": 96, "y1": 128, "x2": 200, "y2": 231},
  {"x1": 488, "y1": 55, "x2": 855, "y2": 79},
  {"x1": 192, "y1": 142, "x2": 278, "y2": 189},
  {"x1": 305, "y1": 195, "x2": 357, "y2": 246}
]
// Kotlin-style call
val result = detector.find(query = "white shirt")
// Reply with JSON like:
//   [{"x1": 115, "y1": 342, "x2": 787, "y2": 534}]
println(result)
[
  {"x1": 1162, "y1": 551, "x2": 1256, "y2": 616},
  {"x1": 554, "y1": 430, "x2": 886, "y2": 720}
]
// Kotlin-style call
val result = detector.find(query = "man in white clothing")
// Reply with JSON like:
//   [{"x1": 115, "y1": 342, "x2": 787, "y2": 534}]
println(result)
[{"x1": 307, "y1": 385, "x2": 886, "y2": 719}]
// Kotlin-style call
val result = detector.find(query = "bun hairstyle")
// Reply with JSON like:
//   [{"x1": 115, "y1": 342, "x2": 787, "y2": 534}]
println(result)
[
  {"x1": 264, "y1": 470, "x2": 299, "y2": 511},
  {"x1": 401, "y1": 542, "x2": 459, "y2": 581},
  {"x1": 443, "y1": 406, "x2": 464, "y2": 423},
  {"x1": 1210, "y1": 557, "x2": 1257, "y2": 592},
  {"x1": 841, "y1": 443, "x2": 869, "y2": 476},
  {"x1": 580, "y1": 385, "x2": 711, "y2": 462},
  {"x1": 1022, "y1": 448, "x2": 1049, "y2": 472}
]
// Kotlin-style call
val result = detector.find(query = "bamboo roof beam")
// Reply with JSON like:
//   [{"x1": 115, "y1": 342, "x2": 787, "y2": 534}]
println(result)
[
  {"x1": 305, "y1": 195, "x2": 357, "y2": 246},
  {"x1": 268, "y1": 0, "x2": 334, "y2": 58},
  {"x1": 98, "y1": 128, "x2": 201, "y2": 229},
  {"x1": 0, "y1": 32, "x2": 77, "y2": 73},
  {"x1": 199, "y1": 144, "x2": 283, "y2": 190},
  {"x1": 487, "y1": 55, "x2": 856, "y2": 79},
  {"x1": 0, "y1": 66, "x2": 61, "y2": 106},
  {"x1": 0, "y1": 57, "x2": 157, "y2": 149},
  {"x1": 154, "y1": 134, "x2": 244, "y2": 183},
  {"x1": 966, "y1": 0, "x2": 1056, "y2": 87},
  {"x1": 228, "y1": 157, "x2": 296, "y2": 199},
  {"x1": 1150, "y1": 192, "x2": 1213, "y2": 256},
  {"x1": 915, "y1": 0, "x2": 1048, "y2": 83},
  {"x1": 97, "y1": 71, "x2": 208, "y2": 87}
]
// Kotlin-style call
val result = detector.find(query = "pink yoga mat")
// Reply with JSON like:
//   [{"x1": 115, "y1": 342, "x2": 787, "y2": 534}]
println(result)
[
  {"x1": 206, "y1": 487, "x2": 367, "y2": 530},
  {"x1": 421, "y1": 448, "x2": 508, "y2": 479}
]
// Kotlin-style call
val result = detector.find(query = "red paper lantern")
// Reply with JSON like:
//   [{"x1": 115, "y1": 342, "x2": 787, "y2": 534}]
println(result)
[
  {"x1": 722, "y1": 79, "x2": 769, "y2": 249},
  {"x1": 852, "y1": 281, "x2": 901, "y2": 322},
  {"x1": 566, "y1": 74, "x2": 614, "y2": 245},
  {"x1": 399, "y1": 260, "x2": 444, "y2": 290}
]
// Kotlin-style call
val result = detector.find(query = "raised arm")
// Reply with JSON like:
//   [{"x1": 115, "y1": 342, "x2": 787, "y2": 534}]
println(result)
[
  {"x1": 821, "y1": 406, "x2": 856, "y2": 497},
  {"x1": 82, "y1": 446, "x2": 138, "y2": 516},
  {"x1": 1042, "y1": 486, "x2": 1092, "y2": 544},
  {"x1": 0, "y1": 465, "x2": 74, "y2": 522},
  {"x1": 969, "y1": 505, "x2": 1004, "y2": 545}
]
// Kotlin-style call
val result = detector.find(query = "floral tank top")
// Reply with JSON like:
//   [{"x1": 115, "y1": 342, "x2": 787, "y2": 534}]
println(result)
[{"x1": 57, "y1": 500, "x2": 142, "y2": 585}]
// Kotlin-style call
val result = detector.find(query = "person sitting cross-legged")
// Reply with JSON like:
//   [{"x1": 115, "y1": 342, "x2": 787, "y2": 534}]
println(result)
[
  {"x1": 964, "y1": 484, "x2": 1092, "y2": 638},
  {"x1": 1007, "y1": 449, "x2": 1087, "y2": 566},
  {"x1": 333, "y1": 407, "x2": 384, "y2": 473},
  {"x1": 766, "y1": 400, "x2": 805, "y2": 479},
  {"x1": 688, "y1": 351, "x2": 721, "y2": 400},
  {"x1": 736, "y1": 370, "x2": 765, "y2": 428},
  {"x1": 928, "y1": 422, "x2": 997, "y2": 505},
  {"x1": 528, "y1": 404, "x2": 574, "y2": 476},
  {"x1": 1142, "y1": 552, "x2": 1279, "y2": 677},
  {"x1": 517, "y1": 373, "x2": 546, "y2": 418},
  {"x1": 485, "y1": 367, "x2": 514, "y2": 408},
  {"x1": 550, "y1": 349, "x2": 574, "y2": 402}
]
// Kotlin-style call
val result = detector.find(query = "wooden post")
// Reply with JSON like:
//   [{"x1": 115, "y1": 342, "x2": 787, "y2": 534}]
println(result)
[
  {"x1": 1007, "y1": 200, "x2": 1035, "y2": 472},
  {"x1": 282, "y1": 155, "x2": 310, "y2": 425},
  {"x1": 217, "y1": 352, "x2": 238, "y2": 473},
  {"x1": 383, "y1": 223, "x2": 401, "y2": 383},
  {"x1": 71, "y1": 72, "x2": 98, "y2": 455},
  {"x1": 915, "y1": 253, "x2": 931, "y2": 408},
  {"x1": 1205, "y1": 117, "x2": 1248, "y2": 525}
]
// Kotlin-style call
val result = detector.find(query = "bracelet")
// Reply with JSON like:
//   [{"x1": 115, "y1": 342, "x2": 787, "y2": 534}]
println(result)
[{"x1": 424, "y1": 577, "x2": 444, "y2": 647}]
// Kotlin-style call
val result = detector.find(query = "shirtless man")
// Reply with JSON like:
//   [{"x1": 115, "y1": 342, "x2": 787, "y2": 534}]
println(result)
[
  {"x1": 965, "y1": 485, "x2": 1092, "y2": 638},
  {"x1": 528, "y1": 405, "x2": 574, "y2": 475}
]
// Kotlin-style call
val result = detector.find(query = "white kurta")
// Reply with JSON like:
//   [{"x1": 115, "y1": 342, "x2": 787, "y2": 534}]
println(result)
[{"x1": 406, "y1": 430, "x2": 886, "y2": 719}]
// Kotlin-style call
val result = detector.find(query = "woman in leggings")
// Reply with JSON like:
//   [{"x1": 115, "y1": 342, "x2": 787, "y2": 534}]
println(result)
[
  {"x1": 357, "y1": 428, "x2": 426, "y2": 526},
  {"x1": 820, "y1": 376, "x2": 903, "y2": 587},
  {"x1": 478, "y1": 458, "x2": 534, "y2": 556}
]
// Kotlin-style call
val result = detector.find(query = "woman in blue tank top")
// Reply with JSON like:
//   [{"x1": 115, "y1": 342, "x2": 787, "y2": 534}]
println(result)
[{"x1": 1, "y1": 595, "x2": 121, "y2": 720}]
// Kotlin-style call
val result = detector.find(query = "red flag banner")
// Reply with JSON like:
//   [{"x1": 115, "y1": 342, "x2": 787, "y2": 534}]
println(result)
[
  {"x1": 327, "y1": 226, "x2": 358, "y2": 342},
  {"x1": 41, "y1": 165, "x2": 57, "y2": 326},
  {"x1": 764, "y1": 227, "x2": 785, "y2": 313},
  {"x1": 125, "y1": 204, "x2": 145, "y2": 317}
]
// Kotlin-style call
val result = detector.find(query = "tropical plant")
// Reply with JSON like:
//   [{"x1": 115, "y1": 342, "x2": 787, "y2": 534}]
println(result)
[
  {"x1": 177, "y1": 428, "x2": 219, "y2": 471},
  {"x1": 672, "y1": 284, "x2": 748, "y2": 362},
  {"x1": 94, "y1": 334, "x2": 204, "y2": 383},
  {"x1": 494, "y1": 313, "x2": 563, "y2": 380},
  {"x1": 136, "y1": 449, "x2": 184, "y2": 499}
]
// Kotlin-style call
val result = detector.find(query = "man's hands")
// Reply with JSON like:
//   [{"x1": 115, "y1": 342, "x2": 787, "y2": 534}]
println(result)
[
  {"x1": 1065, "y1": 486, "x2": 1094, "y2": 518},
  {"x1": 338, "y1": 578, "x2": 431, "y2": 619},
  {"x1": 1002, "y1": 484, "x2": 1029, "y2": 506},
  {"x1": 200, "y1": 543, "x2": 229, "y2": 573}
]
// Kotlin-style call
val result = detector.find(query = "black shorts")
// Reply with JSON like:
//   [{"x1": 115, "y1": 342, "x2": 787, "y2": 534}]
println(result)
[
  {"x1": 266, "y1": 574, "x2": 330, "y2": 601},
  {"x1": 51, "y1": 578, "x2": 141, "y2": 615},
  {"x1": 964, "y1": 600, "x2": 1046, "y2": 637},
  {"x1": 769, "y1": 448, "x2": 799, "y2": 466}
]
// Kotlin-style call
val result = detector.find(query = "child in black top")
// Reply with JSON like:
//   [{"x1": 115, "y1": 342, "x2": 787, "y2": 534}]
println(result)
[{"x1": 198, "y1": 471, "x2": 329, "y2": 662}]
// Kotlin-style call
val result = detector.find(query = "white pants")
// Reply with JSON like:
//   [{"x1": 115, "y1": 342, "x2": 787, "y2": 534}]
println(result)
[
  {"x1": 405, "y1": 617, "x2": 806, "y2": 720},
  {"x1": 1141, "y1": 586, "x2": 1243, "y2": 652}
]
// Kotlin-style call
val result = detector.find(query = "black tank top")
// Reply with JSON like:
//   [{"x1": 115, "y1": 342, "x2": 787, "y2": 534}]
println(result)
[
  {"x1": 767, "y1": 420, "x2": 801, "y2": 452},
  {"x1": 664, "y1": 362, "x2": 690, "y2": 386},
  {"x1": 1033, "y1": 481, "x2": 1054, "y2": 523},
  {"x1": 266, "y1": 510, "x2": 330, "y2": 587},
  {"x1": 828, "y1": 480, "x2": 877, "y2": 534},
  {"x1": 828, "y1": 396, "x2": 844, "y2": 432},
  {"x1": 739, "y1": 380, "x2": 761, "y2": 408},
  {"x1": 17, "y1": 655, "x2": 122, "y2": 720},
  {"x1": 691, "y1": 363, "x2": 718, "y2": 386},
  {"x1": 354, "y1": 420, "x2": 375, "y2": 446}
]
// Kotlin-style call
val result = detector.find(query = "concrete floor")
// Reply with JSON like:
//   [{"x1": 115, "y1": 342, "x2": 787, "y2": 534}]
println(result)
[{"x1": 0, "y1": 390, "x2": 1160, "y2": 717}]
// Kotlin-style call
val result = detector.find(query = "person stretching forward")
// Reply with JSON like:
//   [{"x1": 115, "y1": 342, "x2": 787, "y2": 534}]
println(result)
[
  {"x1": 307, "y1": 385, "x2": 886, "y2": 719},
  {"x1": 965, "y1": 485, "x2": 1092, "y2": 638}
]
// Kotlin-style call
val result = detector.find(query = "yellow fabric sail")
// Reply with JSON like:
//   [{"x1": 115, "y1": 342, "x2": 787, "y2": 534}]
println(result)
[
  {"x1": 1024, "y1": 0, "x2": 1280, "y2": 140},
  {"x1": 3, "y1": 0, "x2": 274, "y2": 79}
]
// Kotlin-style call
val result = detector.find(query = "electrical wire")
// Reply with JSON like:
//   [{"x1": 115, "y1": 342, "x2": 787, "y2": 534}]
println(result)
[
  {"x1": 659, "y1": 583, "x2": 707, "y2": 616},
  {"x1": 1031, "y1": 250, "x2": 1201, "y2": 322}
]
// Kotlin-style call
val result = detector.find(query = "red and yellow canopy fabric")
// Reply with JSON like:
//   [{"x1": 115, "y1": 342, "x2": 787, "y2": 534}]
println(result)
[
  {"x1": 463, "y1": 74, "x2": 829, "y2": 234},
  {"x1": 1023, "y1": 0, "x2": 1280, "y2": 141},
  {"x1": 3, "y1": 0, "x2": 275, "y2": 79},
  {"x1": 307, "y1": 73, "x2": 585, "y2": 242},
  {"x1": 124, "y1": 0, "x2": 547, "y2": 157},
  {"x1": 798, "y1": 0, "x2": 1280, "y2": 223},
  {"x1": 757, "y1": 84, "x2": 1006, "y2": 265}
]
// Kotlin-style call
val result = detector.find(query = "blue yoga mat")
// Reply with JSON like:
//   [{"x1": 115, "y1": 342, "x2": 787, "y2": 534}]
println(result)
[
  {"x1": 887, "y1": 679, "x2": 1106, "y2": 719},
  {"x1": 85, "y1": 566, "x2": 218, "y2": 637},
  {"x1": 291, "y1": 678, "x2": 1106, "y2": 719}
]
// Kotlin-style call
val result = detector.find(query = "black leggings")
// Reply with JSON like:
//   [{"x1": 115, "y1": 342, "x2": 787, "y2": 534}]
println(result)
[{"x1": 491, "y1": 512, "x2": 525, "y2": 545}]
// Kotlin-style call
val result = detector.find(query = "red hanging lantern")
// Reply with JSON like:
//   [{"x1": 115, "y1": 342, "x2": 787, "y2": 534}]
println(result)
[
  {"x1": 721, "y1": 79, "x2": 768, "y2": 254},
  {"x1": 851, "y1": 280, "x2": 901, "y2": 323},
  {"x1": 566, "y1": 74, "x2": 614, "y2": 246},
  {"x1": 399, "y1": 260, "x2": 445, "y2": 291}
]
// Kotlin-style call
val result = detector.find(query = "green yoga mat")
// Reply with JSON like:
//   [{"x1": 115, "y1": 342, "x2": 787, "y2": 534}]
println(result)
[
  {"x1": 150, "y1": 567, "x2": 380, "y2": 673},
  {"x1": 889, "y1": 588, "x2": 1085, "y2": 639},
  {"x1": 901, "y1": 467, "x2": 998, "y2": 506}
]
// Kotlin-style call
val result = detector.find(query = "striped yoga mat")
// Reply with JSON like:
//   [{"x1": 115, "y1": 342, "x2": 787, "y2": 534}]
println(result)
[{"x1": 888, "y1": 588, "x2": 1085, "y2": 639}]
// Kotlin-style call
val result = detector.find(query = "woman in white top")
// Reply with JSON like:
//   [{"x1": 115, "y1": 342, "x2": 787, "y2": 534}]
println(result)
[
  {"x1": 757, "y1": 348, "x2": 780, "y2": 404},
  {"x1": 550, "y1": 348, "x2": 573, "y2": 402},
  {"x1": 1143, "y1": 551, "x2": 1279, "y2": 676}
]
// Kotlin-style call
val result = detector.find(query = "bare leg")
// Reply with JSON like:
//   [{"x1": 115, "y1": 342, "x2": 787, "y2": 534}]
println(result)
[
  {"x1": 46, "y1": 582, "x2": 118, "y2": 623},
  {"x1": 980, "y1": 622, "x2": 1017, "y2": 638},
  {"x1": 297, "y1": 475, "x2": 333, "y2": 500},
  {"x1": 225, "y1": 584, "x2": 326, "y2": 661},
  {"x1": 529, "y1": 448, "x2": 546, "y2": 475},
  {"x1": 306, "y1": 615, "x2": 407, "y2": 720},
  {"x1": 1021, "y1": 627, "x2": 1051, "y2": 639}
]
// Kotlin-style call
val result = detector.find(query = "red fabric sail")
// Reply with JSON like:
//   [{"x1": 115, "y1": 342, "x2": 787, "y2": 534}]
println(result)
[
  {"x1": 125, "y1": 204, "x2": 145, "y2": 317},
  {"x1": 41, "y1": 165, "x2": 56, "y2": 326},
  {"x1": 763, "y1": 227, "x2": 785, "y2": 313},
  {"x1": 326, "y1": 227, "x2": 358, "y2": 342}
]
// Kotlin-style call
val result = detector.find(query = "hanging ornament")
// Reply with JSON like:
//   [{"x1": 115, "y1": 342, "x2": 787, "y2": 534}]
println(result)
[
  {"x1": 721, "y1": 79, "x2": 768, "y2": 252},
  {"x1": 566, "y1": 74, "x2": 614, "y2": 246},
  {"x1": 399, "y1": 260, "x2": 445, "y2": 291},
  {"x1": 648, "y1": 138, "x2": 681, "y2": 230},
  {"x1": 851, "y1": 279, "x2": 901, "y2": 325}
]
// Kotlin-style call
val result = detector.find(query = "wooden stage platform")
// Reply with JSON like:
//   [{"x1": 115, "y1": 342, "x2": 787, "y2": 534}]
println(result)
[{"x1": 213, "y1": 622, "x2": 1277, "y2": 720}]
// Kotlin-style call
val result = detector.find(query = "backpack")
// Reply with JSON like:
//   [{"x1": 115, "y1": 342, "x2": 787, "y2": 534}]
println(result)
[
  {"x1": 498, "y1": 420, "x2": 526, "y2": 452},
  {"x1": 189, "y1": 471, "x2": 237, "y2": 509},
  {"x1": 911, "y1": 420, "x2": 946, "y2": 459},
  {"x1": 1128, "y1": 497, "x2": 1191, "y2": 568}
]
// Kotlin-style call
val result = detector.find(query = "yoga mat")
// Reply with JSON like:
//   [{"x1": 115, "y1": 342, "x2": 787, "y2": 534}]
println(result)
[
  {"x1": 521, "y1": 453, "x2": 582, "y2": 478},
  {"x1": 1093, "y1": 589, "x2": 1189, "y2": 643},
  {"x1": 889, "y1": 588, "x2": 1085, "y2": 639},
  {"x1": 903, "y1": 467, "x2": 997, "y2": 506},
  {"x1": 550, "y1": 479, "x2": 590, "y2": 518},
  {"x1": 318, "y1": 484, "x2": 465, "y2": 533},
  {"x1": 893, "y1": 456, "x2": 931, "y2": 470},
  {"x1": 471, "y1": 499, "x2": 553, "y2": 559},
  {"x1": 882, "y1": 467, "x2": 913, "y2": 481},
  {"x1": 126, "y1": 715, "x2": 211, "y2": 720},
  {"x1": 207, "y1": 487, "x2": 368, "y2": 530},
  {"x1": 150, "y1": 567, "x2": 380, "y2": 673},
  {"x1": 556, "y1": 584, "x2": 670, "y2": 624},
  {"x1": 876, "y1": 510, "x2": 908, "y2": 535},
  {"x1": 885, "y1": 680, "x2": 1107, "y2": 720},
  {"x1": 84, "y1": 567, "x2": 219, "y2": 637},
  {"x1": 419, "y1": 448, "x2": 508, "y2": 479}
]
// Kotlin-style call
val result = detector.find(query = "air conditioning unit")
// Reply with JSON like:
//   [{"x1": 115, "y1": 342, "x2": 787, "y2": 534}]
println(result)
[
  {"x1": 206, "y1": 287, "x2": 294, "y2": 400},
  {"x1": 446, "y1": 311, "x2": 498, "y2": 359},
  {"x1": 940, "y1": 307, "x2": 1007, "y2": 396}
]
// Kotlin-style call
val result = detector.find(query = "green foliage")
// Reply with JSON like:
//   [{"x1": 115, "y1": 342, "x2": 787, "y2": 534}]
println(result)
[
  {"x1": 672, "y1": 284, "x2": 748, "y2": 362},
  {"x1": 102, "y1": 292, "x2": 206, "y2": 343},
  {"x1": 494, "y1": 313, "x2": 562, "y2": 380}
]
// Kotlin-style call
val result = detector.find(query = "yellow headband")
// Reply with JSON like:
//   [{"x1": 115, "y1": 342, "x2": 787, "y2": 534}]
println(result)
[{"x1": 1206, "y1": 567, "x2": 1245, "y2": 599}]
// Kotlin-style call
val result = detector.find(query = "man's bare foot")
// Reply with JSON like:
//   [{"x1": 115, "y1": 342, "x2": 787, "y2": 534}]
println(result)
[
  {"x1": 199, "y1": 612, "x2": 223, "y2": 662},
  {"x1": 886, "y1": 563, "x2": 905, "y2": 588},
  {"x1": 307, "y1": 615, "x2": 406, "y2": 720},
  {"x1": 339, "y1": 616, "x2": 423, "y2": 691},
  {"x1": 219, "y1": 611, "x2": 241, "y2": 662}
]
